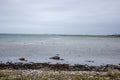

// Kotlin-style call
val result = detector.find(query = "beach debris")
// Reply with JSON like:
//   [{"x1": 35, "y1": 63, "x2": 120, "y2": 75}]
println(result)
[
  {"x1": 19, "y1": 57, "x2": 27, "y2": 61},
  {"x1": 50, "y1": 56, "x2": 60, "y2": 60}
]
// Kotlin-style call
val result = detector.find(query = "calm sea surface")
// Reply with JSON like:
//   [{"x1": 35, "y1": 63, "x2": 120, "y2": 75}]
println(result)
[{"x1": 0, "y1": 34, "x2": 120, "y2": 65}]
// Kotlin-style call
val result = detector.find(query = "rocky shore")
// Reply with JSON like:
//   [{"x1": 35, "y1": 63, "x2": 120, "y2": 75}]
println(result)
[
  {"x1": 0, "y1": 61, "x2": 120, "y2": 71},
  {"x1": 0, "y1": 61, "x2": 120, "y2": 80}
]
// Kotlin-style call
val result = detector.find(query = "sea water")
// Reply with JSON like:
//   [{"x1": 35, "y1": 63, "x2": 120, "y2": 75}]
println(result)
[{"x1": 0, "y1": 34, "x2": 120, "y2": 65}]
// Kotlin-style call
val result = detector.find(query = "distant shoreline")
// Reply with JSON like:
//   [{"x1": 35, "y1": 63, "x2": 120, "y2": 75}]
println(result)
[{"x1": 0, "y1": 33, "x2": 120, "y2": 37}]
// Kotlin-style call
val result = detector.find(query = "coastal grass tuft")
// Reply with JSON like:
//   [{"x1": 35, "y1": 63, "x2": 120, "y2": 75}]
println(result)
[{"x1": 0, "y1": 73, "x2": 9, "y2": 78}]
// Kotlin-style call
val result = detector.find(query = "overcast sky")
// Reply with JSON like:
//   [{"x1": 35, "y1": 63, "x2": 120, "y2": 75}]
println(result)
[{"x1": 0, "y1": 0, "x2": 120, "y2": 34}]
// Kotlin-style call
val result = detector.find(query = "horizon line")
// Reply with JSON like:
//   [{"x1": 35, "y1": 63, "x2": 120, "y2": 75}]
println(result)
[{"x1": 0, "y1": 33, "x2": 120, "y2": 37}]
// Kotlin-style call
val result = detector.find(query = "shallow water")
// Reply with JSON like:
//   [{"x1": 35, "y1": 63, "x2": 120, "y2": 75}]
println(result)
[{"x1": 0, "y1": 34, "x2": 120, "y2": 65}]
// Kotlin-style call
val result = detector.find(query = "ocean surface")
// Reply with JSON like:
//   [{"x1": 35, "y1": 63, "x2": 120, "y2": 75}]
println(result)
[{"x1": 0, "y1": 34, "x2": 120, "y2": 66}]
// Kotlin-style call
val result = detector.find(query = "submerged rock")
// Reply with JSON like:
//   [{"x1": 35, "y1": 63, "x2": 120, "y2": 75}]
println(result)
[
  {"x1": 50, "y1": 56, "x2": 60, "y2": 60},
  {"x1": 85, "y1": 60, "x2": 94, "y2": 63}
]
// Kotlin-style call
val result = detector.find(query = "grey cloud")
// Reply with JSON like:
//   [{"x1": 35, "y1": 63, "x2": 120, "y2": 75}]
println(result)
[{"x1": 0, "y1": 0, "x2": 120, "y2": 34}]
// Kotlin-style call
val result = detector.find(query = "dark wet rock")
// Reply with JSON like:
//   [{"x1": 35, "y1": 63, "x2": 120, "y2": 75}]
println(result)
[
  {"x1": 71, "y1": 64, "x2": 91, "y2": 71},
  {"x1": 50, "y1": 63, "x2": 69, "y2": 70},
  {"x1": 56, "y1": 54, "x2": 60, "y2": 56},
  {"x1": 19, "y1": 58, "x2": 25, "y2": 61},
  {"x1": 19, "y1": 58, "x2": 27, "y2": 61},
  {"x1": 29, "y1": 62, "x2": 34, "y2": 64},
  {"x1": 50, "y1": 56, "x2": 60, "y2": 60},
  {"x1": 60, "y1": 59, "x2": 64, "y2": 60},
  {"x1": 85, "y1": 60, "x2": 94, "y2": 63}
]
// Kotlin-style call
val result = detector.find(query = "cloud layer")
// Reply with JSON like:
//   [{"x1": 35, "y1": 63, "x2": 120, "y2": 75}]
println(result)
[{"x1": 0, "y1": 0, "x2": 120, "y2": 34}]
